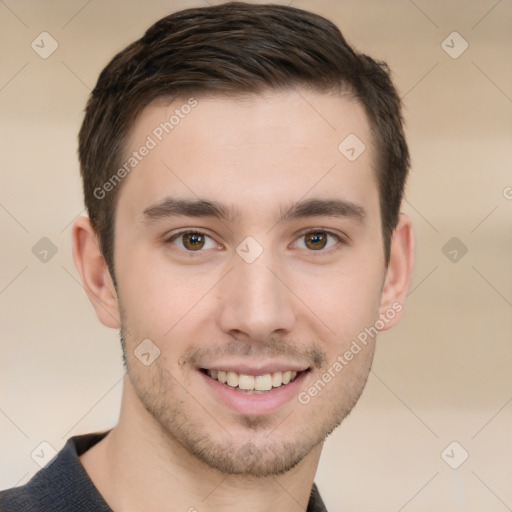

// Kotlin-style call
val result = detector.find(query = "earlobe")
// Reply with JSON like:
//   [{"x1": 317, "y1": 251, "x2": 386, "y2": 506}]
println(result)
[
  {"x1": 71, "y1": 216, "x2": 121, "y2": 329},
  {"x1": 378, "y1": 213, "x2": 414, "y2": 330}
]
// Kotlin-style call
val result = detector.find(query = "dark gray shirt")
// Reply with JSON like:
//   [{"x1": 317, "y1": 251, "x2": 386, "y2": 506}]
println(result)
[{"x1": 0, "y1": 431, "x2": 328, "y2": 511}]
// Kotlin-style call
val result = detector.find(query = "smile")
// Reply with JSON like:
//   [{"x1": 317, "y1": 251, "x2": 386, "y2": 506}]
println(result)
[{"x1": 204, "y1": 369, "x2": 302, "y2": 393}]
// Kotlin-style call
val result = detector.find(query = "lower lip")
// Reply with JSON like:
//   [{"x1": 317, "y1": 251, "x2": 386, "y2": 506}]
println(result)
[{"x1": 200, "y1": 370, "x2": 308, "y2": 416}]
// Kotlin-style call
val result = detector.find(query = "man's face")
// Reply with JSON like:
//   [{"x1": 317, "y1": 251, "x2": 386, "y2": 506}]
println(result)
[{"x1": 112, "y1": 89, "x2": 388, "y2": 476}]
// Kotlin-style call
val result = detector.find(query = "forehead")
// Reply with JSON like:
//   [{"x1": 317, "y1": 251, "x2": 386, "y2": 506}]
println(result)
[{"x1": 119, "y1": 89, "x2": 379, "y2": 223}]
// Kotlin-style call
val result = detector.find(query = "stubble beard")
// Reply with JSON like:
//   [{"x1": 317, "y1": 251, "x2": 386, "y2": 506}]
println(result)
[{"x1": 120, "y1": 329, "x2": 374, "y2": 478}]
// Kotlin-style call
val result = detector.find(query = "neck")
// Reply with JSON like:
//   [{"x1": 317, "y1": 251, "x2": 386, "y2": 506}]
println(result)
[{"x1": 80, "y1": 376, "x2": 322, "y2": 512}]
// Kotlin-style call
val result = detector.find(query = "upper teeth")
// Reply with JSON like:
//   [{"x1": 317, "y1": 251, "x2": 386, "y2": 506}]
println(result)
[{"x1": 207, "y1": 370, "x2": 298, "y2": 391}]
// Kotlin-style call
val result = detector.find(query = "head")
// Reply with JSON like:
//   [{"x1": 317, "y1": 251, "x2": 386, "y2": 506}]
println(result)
[
  {"x1": 73, "y1": 2, "x2": 413, "y2": 477},
  {"x1": 79, "y1": 2, "x2": 409, "y2": 275}
]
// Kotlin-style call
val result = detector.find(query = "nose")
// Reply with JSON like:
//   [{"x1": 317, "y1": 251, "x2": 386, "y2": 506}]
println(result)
[{"x1": 216, "y1": 249, "x2": 296, "y2": 342}]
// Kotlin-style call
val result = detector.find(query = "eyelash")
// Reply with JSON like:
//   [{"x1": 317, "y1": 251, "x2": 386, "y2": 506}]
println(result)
[{"x1": 165, "y1": 229, "x2": 345, "y2": 255}]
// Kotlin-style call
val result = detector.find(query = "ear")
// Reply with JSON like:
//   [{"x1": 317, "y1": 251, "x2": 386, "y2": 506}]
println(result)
[
  {"x1": 378, "y1": 213, "x2": 414, "y2": 330},
  {"x1": 71, "y1": 216, "x2": 121, "y2": 329}
]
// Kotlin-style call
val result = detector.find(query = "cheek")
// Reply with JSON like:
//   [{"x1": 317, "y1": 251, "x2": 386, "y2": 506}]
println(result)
[
  {"x1": 115, "y1": 252, "x2": 217, "y2": 339},
  {"x1": 289, "y1": 260, "x2": 384, "y2": 342}
]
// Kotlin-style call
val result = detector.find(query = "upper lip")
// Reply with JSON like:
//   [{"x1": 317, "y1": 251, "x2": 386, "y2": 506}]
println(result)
[{"x1": 200, "y1": 362, "x2": 310, "y2": 375}]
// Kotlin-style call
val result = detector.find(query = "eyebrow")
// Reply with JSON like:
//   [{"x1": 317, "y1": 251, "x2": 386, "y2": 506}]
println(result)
[{"x1": 142, "y1": 197, "x2": 366, "y2": 224}]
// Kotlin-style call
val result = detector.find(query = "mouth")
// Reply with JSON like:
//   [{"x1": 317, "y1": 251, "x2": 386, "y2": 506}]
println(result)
[
  {"x1": 201, "y1": 369, "x2": 304, "y2": 394},
  {"x1": 199, "y1": 366, "x2": 310, "y2": 415}
]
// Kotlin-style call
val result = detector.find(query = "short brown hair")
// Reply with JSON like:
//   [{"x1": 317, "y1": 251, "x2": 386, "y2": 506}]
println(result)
[{"x1": 78, "y1": 1, "x2": 409, "y2": 275}]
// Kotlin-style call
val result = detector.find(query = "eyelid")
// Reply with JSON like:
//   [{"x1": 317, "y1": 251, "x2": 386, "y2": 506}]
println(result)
[
  {"x1": 290, "y1": 228, "x2": 347, "y2": 253},
  {"x1": 294, "y1": 226, "x2": 350, "y2": 242},
  {"x1": 165, "y1": 228, "x2": 216, "y2": 241}
]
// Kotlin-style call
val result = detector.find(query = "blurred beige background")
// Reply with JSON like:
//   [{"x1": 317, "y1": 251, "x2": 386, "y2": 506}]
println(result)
[{"x1": 1, "y1": 0, "x2": 511, "y2": 510}]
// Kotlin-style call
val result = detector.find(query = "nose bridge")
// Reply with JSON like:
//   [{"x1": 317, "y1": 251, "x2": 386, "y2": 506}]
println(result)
[{"x1": 217, "y1": 246, "x2": 295, "y2": 338}]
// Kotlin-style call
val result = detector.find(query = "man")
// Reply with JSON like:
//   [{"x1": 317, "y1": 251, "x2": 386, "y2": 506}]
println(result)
[{"x1": 0, "y1": 2, "x2": 413, "y2": 510}]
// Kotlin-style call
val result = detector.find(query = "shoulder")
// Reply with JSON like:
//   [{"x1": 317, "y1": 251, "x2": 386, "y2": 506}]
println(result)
[{"x1": 0, "y1": 431, "x2": 112, "y2": 512}]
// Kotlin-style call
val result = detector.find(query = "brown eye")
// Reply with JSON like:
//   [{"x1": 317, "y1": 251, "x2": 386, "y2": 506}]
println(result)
[
  {"x1": 304, "y1": 232, "x2": 328, "y2": 250},
  {"x1": 181, "y1": 232, "x2": 206, "y2": 250},
  {"x1": 168, "y1": 231, "x2": 217, "y2": 252}
]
